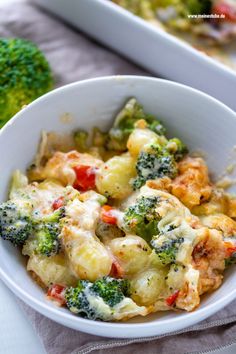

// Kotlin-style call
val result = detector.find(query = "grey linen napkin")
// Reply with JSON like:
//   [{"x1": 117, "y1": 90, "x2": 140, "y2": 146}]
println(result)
[{"x1": 1, "y1": 1, "x2": 236, "y2": 353}]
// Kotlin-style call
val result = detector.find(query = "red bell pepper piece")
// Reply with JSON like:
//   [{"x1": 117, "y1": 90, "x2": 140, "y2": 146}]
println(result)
[
  {"x1": 109, "y1": 258, "x2": 124, "y2": 278},
  {"x1": 47, "y1": 284, "x2": 66, "y2": 306},
  {"x1": 166, "y1": 290, "x2": 180, "y2": 307},
  {"x1": 73, "y1": 165, "x2": 97, "y2": 191},
  {"x1": 52, "y1": 197, "x2": 64, "y2": 210},
  {"x1": 101, "y1": 205, "x2": 117, "y2": 225}
]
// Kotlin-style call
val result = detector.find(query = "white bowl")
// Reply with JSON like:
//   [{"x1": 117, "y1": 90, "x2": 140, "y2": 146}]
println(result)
[{"x1": 0, "y1": 76, "x2": 236, "y2": 338}]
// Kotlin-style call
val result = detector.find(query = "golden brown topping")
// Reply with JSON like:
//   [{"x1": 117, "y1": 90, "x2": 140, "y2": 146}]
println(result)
[{"x1": 171, "y1": 157, "x2": 212, "y2": 209}]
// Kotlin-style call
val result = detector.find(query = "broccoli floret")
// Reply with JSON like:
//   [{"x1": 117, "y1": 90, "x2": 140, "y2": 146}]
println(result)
[
  {"x1": 151, "y1": 235, "x2": 184, "y2": 265},
  {"x1": 0, "y1": 201, "x2": 33, "y2": 246},
  {"x1": 40, "y1": 207, "x2": 65, "y2": 223},
  {"x1": 74, "y1": 130, "x2": 89, "y2": 151},
  {"x1": 91, "y1": 277, "x2": 130, "y2": 307},
  {"x1": 0, "y1": 199, "x2": 64, "y2": 255},
  {"x1": 166, "y1": 138, "x2": 188, "y2": 162},
  {"x1": 107, "y1": 98, "x2": 165, "y2": 151},
  {"x1": 123, "y1": 196, "x2": 160, "y2": 242},
  {"x1": 65, "y1": 277, "x2": 130, "y2": 320},
  {"x1": 0, "y1": 38, "x2": 53, "y2": 127},
  {"x1": 35, "y1": 222, "x2": 61, "y2": 257},
  {"x1": 35, "y1": 208, "x2": 65, "y2": 257},
  {"x1": 133, "y1": 144, "x2": 177, "y2": 189},
  {"x1": 65, "y1": 280, "x2": 93, "y2": 318}
]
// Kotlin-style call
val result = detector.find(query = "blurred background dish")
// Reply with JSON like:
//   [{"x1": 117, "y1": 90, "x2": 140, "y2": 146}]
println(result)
[
  {"x1": 33, "y1": 0, "x2": 236, "y2": 111},
  {"x1": 112, "y1": 0, "x2": 236, "y2": 70}
]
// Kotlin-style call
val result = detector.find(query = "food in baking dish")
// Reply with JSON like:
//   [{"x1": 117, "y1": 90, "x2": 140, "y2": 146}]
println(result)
[
  {"x1": 113, "y1": 0, "x2": 236, "y2": 68},
  {"x1": 1, "y1": 98, "x2": 236, "y2": 321}
]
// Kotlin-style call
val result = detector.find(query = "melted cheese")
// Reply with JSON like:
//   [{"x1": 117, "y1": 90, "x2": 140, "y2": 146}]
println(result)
[
  {"x1": 61, "y1": 193, "x2": 112, "y2": 281},
  {"x1": 112, "y1": 297, "x2": 148, "y2": 320},
  {"x1": 66, "y1": 196, "x2": 100, "y2": 231},
  {"x1": 85, "y1": 289, "x2": 112, "y2": 320}
]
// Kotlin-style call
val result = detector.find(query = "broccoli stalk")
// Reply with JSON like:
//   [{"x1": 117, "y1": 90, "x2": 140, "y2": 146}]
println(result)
[
  {"x1": 133, "y1": 144, "x2": 177, "y2": 189},
  {"x1": 123, "y1": 196, "x2": 160, "y2": 243},
  {"x1": 0, "y1": 38, "x2": 53, "y2": 127},
  {"x1": 65, "y1": 277, "x2": 130, "y2": 321},
  {"x1": 107, "y1": 98, "x2": 165, "y2": 151}
]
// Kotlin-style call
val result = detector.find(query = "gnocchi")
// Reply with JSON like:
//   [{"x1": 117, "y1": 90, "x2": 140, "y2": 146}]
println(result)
[
  {"x1": 108, "y1": 235, "x2": 152, "y2": 276},
  {"x1": 130, "y1": 268, "x2": 167, "y2": 306},
  {"x1": 96, "y1": 153, "x2": 136, "y2": 199}
]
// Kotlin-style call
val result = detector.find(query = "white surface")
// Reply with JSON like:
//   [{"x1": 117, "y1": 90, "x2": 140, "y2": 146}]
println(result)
[
  {"x1": 34, "y1": 0, "x2": 236, "y2": 111},
  {"x1": 0, "y1": 76, "x2": 236, "y2": 339},
  {"x1": 0, "y1": 280, "x2": 46, "y2": 354}
]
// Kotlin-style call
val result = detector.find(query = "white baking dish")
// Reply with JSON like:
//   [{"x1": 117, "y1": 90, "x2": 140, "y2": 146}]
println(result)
[{"x1": 33, "y1": 0, "x2": 236, "y2": 111}]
